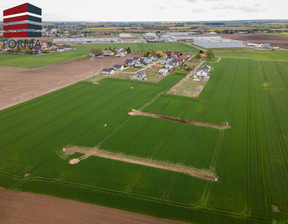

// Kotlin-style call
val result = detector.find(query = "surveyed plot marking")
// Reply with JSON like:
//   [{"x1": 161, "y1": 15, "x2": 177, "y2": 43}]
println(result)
[
  {"x1": 63, "y1": 147, "x2": 217, "y2": 182},
  {"x1": 129, "y1": 110, "x2": 231, "y2": 130}
]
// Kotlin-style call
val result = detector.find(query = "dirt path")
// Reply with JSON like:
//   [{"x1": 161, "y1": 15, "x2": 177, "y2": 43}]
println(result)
[
  {"x1": 64, "y1": 147, "x2": 216, "y2": 181},
  {"x1": 129, "y1": 110, "x2": 231, "y2": 130},
  {"x1": 0, "y1": 188, "x2": 186, "y2": 224}
]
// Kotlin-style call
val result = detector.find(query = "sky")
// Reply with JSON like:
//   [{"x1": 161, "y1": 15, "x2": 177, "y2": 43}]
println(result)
[{"x1": 0, "y1": 0, "x2": 287, "y2": 22}]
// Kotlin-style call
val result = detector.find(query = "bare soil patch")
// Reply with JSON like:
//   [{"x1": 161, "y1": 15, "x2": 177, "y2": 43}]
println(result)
[
  {"x1": 272, "y1": 204, "x2": 282, "y2": 213},
  {"x1": 220, "y1": 34, "x2": 288, "y2": 49},
  {"x1": 129, "y1": 110, "x2": 231, "y2": 130},
  {"x1": 64, "y1": 147, "x2": 216, "y2": 181},
  {"x1": 0, "y1": 53, "x2": 142, "y2": 111},
  {"x1": 0, "y1": 188, "x2": 185, "y2": 224}
]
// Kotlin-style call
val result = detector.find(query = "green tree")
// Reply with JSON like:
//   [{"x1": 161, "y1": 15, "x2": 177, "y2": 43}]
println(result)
[
  {"x1": 144, "y1": 49, "x2": 154, "y2": 57},
  {"x1": 206, "y1": 49, "x2": 215, "y2": 60},
  {"x1": 126, "y1": 47, "x2": 131, "y2": 53},
  {"x1": 195, "y1": 53, "x2": 201, "y2": 60}
]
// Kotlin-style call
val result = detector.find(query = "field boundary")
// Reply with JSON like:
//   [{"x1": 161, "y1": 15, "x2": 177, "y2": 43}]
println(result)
[
  {"x1": 63, "y1": 147, "x2": 217, "y2": 181},
  {"x1": 129, "y1": 110, "x2": 231, "y2": 130}
]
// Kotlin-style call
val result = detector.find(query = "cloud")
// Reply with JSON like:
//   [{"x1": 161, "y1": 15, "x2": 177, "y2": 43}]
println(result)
[
  {"x1": 203, "y1": 0, "x2": 224, "y2": 1},
  {"x1": 185, "y1": 0, "x2": 198, "y2": 3},
  {"x1": 191, "y1": 8, "x2": 207, "y2": 13},
  {"x1": 156, "y1": 6, "x2": 166, "y2": 10},
  {"x1": 212, "y1": 4, "x2": 265, "y2": 13}
]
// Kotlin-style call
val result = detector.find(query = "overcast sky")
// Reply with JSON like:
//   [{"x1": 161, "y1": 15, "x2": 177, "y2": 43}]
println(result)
[{"x1": 1, "y1": 0, "x2": 287, "y2": 22}]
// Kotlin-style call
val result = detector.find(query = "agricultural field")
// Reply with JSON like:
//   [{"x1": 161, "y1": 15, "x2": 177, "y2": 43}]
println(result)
[
  {"x1": 0, "y1": 57, "x2": 288, "y2": 224},
  {"x1": 263, "y1": 33, "x2": 288, "y2": 38},
  {"x1": 0, "y1": 42, "x2": 198, "y2": 68},
  {"x1": 216, "y1": 49, "x2": 288, "y2": 61}
]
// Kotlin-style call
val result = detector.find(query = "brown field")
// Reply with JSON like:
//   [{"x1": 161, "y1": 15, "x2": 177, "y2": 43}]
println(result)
[
  {"x1": 0, "y1": 53, "x2": 142, "y2": 111},
  {"x1": 220, "y1": 34, "x2": 288, "y2": 49},
  {"x1": 0, "y1": 188, "x2": 185, "y2": 224}
]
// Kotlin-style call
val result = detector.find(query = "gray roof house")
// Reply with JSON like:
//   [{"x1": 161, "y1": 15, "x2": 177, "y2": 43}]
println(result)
[
  {"x1": 125, "y1": 59, "x2": 133, "y2": 65},
  {"x1": 201, "y1": 65, "x2": 212, "y2": 73},
  {"x1": 113, "y1": 64, "x2": 124, "y2": 71},
  {"x1": 101, "y1": 68, "x2": 115, "y2": 75},
  {"x1": 135, "y1": 70, "x2": 146, "y2": 80},
  {"x1": 144, "y1": 57, "x2": 153, "y2": 64},
  {"x1": 134, "y1": 60, "x2": 145, "y2": 68},
  {"x1": 132, "y1": 57, "x2": 140, "y2": 64}
]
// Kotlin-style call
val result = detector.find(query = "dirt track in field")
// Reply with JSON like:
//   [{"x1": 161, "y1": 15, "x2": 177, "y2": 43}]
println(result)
[
  {"x1": 129, "y1": 110, "x2": 231, "y2": 130},
  {"x1": 220, "y1": 34, "x2": 288, "y2": 49},
  {"x1": 64, "y1": 147, "x2": 216, "y2": 181},
  {"x1": 0, "y1": 53, "x2": 142, "y2": 111},
  {"x1": 0, "y1": 188, "x2": 185, "y2": 224}
]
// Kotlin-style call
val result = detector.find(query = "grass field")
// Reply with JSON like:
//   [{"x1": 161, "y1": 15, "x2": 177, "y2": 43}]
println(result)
[
  {"x1": 263, "y1": 33, "x2": 288, "y2": 37},
  {"x1": 216, "y1": 49, "x2": 288, "y2": 61},
  {"x1": 0, "y1": 42, "x2": 198, "y2": 68},
  {"x1": 0, "y1": 57, "x2": 288, "y2": 223}
]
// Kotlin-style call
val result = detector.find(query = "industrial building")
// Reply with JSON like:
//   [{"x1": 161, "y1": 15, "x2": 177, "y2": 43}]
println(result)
[
  {"x1": 193, "y1": 36, "x2": 243, "y2": 48},
  {"x1": 53, "y1": 38, "x2": 121, "y2": 44}
]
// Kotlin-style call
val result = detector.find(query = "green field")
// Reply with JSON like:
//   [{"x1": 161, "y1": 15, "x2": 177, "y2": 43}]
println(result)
[
  {"x1": 0, "y1": 57, "x2": 288, "y2": 223},
  {"x1": 0, "y1": 42, "x2": 198, "y2": 68},
  {"x1": 216, "y1": 49, "x2": 288, "y2": 61},
  {"x1": 263, "y1": 33, "x2": 288, "y2": 37}
]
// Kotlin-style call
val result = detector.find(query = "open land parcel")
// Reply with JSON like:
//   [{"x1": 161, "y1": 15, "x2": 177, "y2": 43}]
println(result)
[{"x1": 0, "y1": 45, "x2": 288, "y2": 224}]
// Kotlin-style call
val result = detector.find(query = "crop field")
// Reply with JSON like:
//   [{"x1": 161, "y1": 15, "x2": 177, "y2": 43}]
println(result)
[
  {"x1": 0, "y1": 42, "x2": 197, "y2": 68},
  {"x1": 0, "y1": 58, "x2": 288, "y2": 224},
  {"x1": 263, "y1": 33, "x2": 288, "y2": 37},
  {"x1": 216, "y1": 49, "x2": 288, "y2": 61}
]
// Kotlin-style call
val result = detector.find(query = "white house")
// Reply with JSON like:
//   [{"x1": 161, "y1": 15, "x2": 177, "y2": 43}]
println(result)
[
  {"x1": 115, "y1": 48, "x2": 127, "y2": 57},
  {"x1": 158, "y1": 68, "x2": 169, "y2": 76},
  {"x1": 102, "y1": 50, "x2": 114, "y2": 56},
  {"x1": 113, "y1": 64, "x2": 124, "y2": 71},
  {"x1": 101, "y1": 68, "x2": 115, "y2": 75},
  {"x1": 135, "y1": 70, "x2": 146, "y2": 80},
  {"x1": 144, "y1": 57, "x2": 153, "y2": 64}
]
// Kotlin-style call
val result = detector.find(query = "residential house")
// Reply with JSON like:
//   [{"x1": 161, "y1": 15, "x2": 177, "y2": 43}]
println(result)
[
  {"x1": 101, "y1": 68, "x2": 115, "y2": 75},
  {"x1": 102, "y1": 50, "x2": 114, "y2": 56},
  {"x1": 174, "y1": 51, "x2": 182, "y2": 56},
  {"x1": 160, "y1": 57, "x2": 172, "y2": 65},
  {"x1": 57, "y1": 47, "x2": 65, "y2": 52},
  {"x1": 135, "y1": 61, "x2": 145, "y2": 68},
  {"x1": 132, "y1": 57, "x2": 140, "y2": 64},
  {"x1": 161, "y1": 53, "x2": 167, "y2": 58},
  {"x1": 166, "y1": 51, "x2": 172, "y2": 56},
  {"x1": 64, "y1": 46, "x2": 72, "y2": 51},
  {"x1": 200, "y1": 53, "x2": 207, "y2": 59},
  {"x1": 115, "y1": 48, "x2": 127, "y2": 57},
  {"x1": 144, "y1": 57, "x2": 153, "y2": 64},
  {"x1": 135, "y1": 70, "x2": 146, "y2": 80},
  {"x1": 185, "y1": 53, "x2": 192, "y2": 58},
  {"x1": 201, "y1": 65, "x2": 212, "y2": 73},
  {"x1": 177, "y1": 55, "x2": 187, "y2": 62},
  {"x1": 158, "y1": 68, "x2": 169, "y2": 76},
  {"x1": 196, "y1": 70, "x2": 208, "y2": 77},
  {"x1": 170, "y1": 59, "x2": 179, "y2": 67},
  {"x1": 113, "y1": 64, "x2": 124, "y2": 71},
  {"x1": 152, "y1": 55, "x2": 158, "y2": 61},
  {"x1": 125, "y1": 59, "x2": 133, "y2": 66},
  {"x1": 196, "y1": 65, "x2": 212, "y2": 77},
  {"x1": 171, "y1": 54, "x2": 178, "y2": 58},
  {"x1": 165, "y1": 63, "x2": 174, "y2": 70}
]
